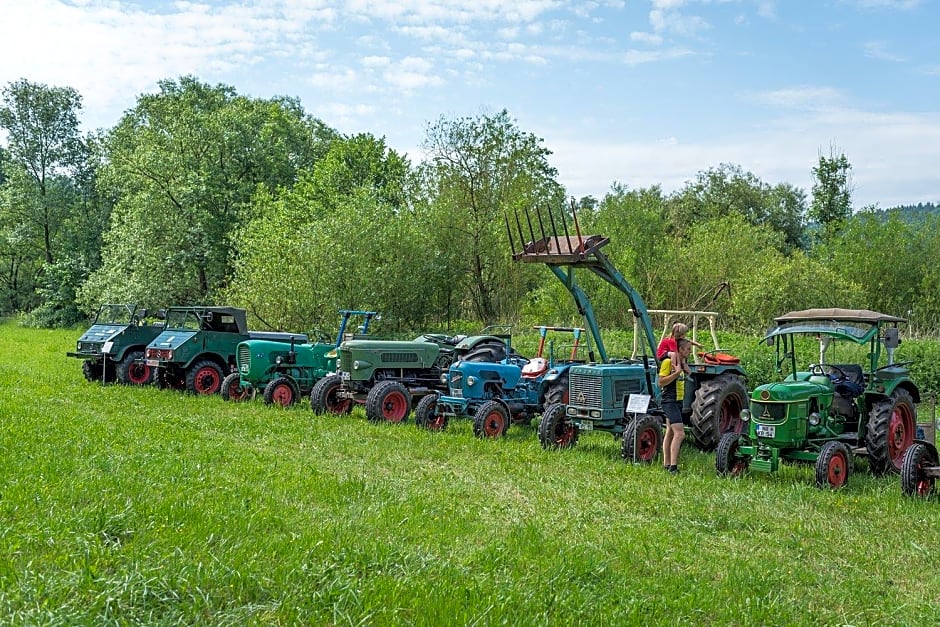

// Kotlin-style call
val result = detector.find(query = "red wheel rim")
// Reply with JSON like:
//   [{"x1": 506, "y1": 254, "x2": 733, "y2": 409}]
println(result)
[
  {"x1": 635, "y1": 425, "x2": 658, "y2": 462},
  {"x1": 554, "y1": 422, "x2": 576, "y2": 446},
  {"x1": 227, "y1": 383, "x2": 250, "y2": 401},
  {"x1": 482, "y1": 410, "x2": 506, "y2": 437},
  {"x1": 916, "y1": 455, "x2": 935, "y2": 495},
  {"x1": 194, "y1": 367, "x2": 221, "y2": 394},
  {"x1": 322, "y1": 382, "x2": 352, "y2": 414},
  {"x1": 271, "y1": 384, "x2": 294, "y2": 406},
  {"x1": 888, "y1": 403, "x2": 915, "y2": 469},
  {"x1": 718, "y1": 393, "x2": 745, "y2": 433},
  {"x1": 827, "y1": 451, "x2": 848, "y2": 488},
  {"x1": 382, "y1": 391, "x2": 408, "y2": 422},
  {"x1": 427, "y1": 414, "x2": 447, "y2": 430},
  {"x1": 128, "y1": 363, "x2": 151, "y2": 385}
]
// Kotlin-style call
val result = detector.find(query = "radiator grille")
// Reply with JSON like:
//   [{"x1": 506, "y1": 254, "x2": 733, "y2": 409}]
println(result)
[
  {"x1": 381, "y1": 352, "x2": 419, "y2": 363},
  {"x1": 569, "y1": 372, "x2": 603, "y2": 408},
  {"x1": 237, "y1": 344, "x2": 251, "y2": 370}
]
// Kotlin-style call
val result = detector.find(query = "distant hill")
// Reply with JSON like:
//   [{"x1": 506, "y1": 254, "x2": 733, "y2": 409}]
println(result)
[{"x1": 865, "y1": 202, "x2": 939, "y2": 222}]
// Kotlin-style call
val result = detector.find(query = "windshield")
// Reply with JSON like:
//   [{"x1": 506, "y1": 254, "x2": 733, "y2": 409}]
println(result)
[
  {"x1": 165, "y1": 310, "x2": 203, "y2": 331},
  {"x1": 95, "y1": 304, "x2": 134, "y2": 325}
]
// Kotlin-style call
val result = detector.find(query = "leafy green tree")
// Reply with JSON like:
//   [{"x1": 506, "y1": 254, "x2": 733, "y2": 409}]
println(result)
[
  {"x1": 422, "y1": 110, "x2": 565, "y2": 323},
  {"x1": 666, "y1": 164, "x2": 807, "y2": 253},
  {"x1": 80, "y1": 76, "x2": 336, "y2": 312},
  {"x1": 810, "y1": 148, "x2": 853, "y2": 243}
]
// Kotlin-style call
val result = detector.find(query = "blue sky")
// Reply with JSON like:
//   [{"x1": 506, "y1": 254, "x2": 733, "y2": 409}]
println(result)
[{"x1": 1, "y1": 0, "x2": 938, "y2": 208}]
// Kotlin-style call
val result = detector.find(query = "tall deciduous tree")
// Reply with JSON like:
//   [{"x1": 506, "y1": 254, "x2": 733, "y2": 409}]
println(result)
[
  {"x1": 810, "y1": 147, "x2": 853, "y2": 243},
  {"x1": 80, "y1": 76, "x2": 336, "y2": 311},
  {"x1": 422, "y1": 110, "x2": 564, "y2": 323}
]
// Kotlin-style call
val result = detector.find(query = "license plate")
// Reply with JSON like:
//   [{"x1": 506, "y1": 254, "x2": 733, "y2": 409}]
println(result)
[
  {"x1": 756, "y1": 424, "x2": 775, "y2": 438},
  {"x1": 145, "y1": 359, "x2": 159, "y2": 367},
  {"x1": 340, "y1": 371, "x2": 350, "y2": 380},
  {"x1": 577, "y1": 421, "x2": 593, "y2": 431}
]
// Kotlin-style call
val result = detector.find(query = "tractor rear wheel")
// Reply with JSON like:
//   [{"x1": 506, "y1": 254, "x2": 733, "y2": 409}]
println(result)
[
  {"x1": 462, "y1": 339, "x2": 507, "y2": 363},
  {"x1": 716, "y1": 432, "x2": 750, "y2": 477},
  {"x1": 186, "y1": 360, "x2": 224, "y2": 395},
  {"x1": 473, "y1": 400, "x2": 509, "y2": 438},
  {"x1": 543, "y1": 374, "x2": 569, "y2": 406},
  {"x1": 366, "y1": 380, "x2": 411, "y2": 423},
  {"x1": 82, "y1": 359, "x2": 103, "y2": 382},
  {"x1": 264, "y1": 377, "x2": 298, "y2": 407},
  {"x1": 538, "y1": 403, "x2": 578, "y2": 450},
  {"x1": 310, "y1": 374, "x2": 352, "y2": 415},
  {"x1": 901, "y1": 442, "x2": 938, "y2": 497},
  {"x1": 415, "y1": 393, "x2": 448, "y2": 430},
  {"x1": 116, "y1": 350, "x2": 153, "y2": 385},
  {"x1": 690, "y1": 374, "x2": 748, "y2": 451},
  {"x1": 621, "y1": 414, "x2": 662, "y2": 464},
  {"x1": 221, "y1": 372, "x2": 254, "y2": 402},
  {"x1": 815, "y1": 441, "x2": 852, "y2": 489},
  {"x1": 866, "y1": 388, "x2": 916, "y2": 475}
]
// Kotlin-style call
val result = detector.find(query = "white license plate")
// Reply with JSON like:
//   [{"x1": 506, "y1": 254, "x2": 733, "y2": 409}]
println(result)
[
  {"x1": 340, "y1": 371, "x2": 350, "y2": 380},
  {"x1": 145, "y1": 359, "x2": 159, "y2": 367},
  {"x1": 756, "y1": 424, "x2": 775, "y2": 438},
  {"x1": 577, "y1": 421, "x2": 593, "y2": 431}
]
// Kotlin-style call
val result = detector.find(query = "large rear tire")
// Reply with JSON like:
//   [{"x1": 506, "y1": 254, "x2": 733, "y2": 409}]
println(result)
[
  {"x1": 621, "y1": 414, "x2": 662, "y2": 464},
  {"x1": 365, "y1": 380, "x2": 412, "y2": 423},
  {"x1": 116, "y1": 350, "x2": 153, "y2": 385},
  {"x1": 690, "y1": 374, "x2": 748, "y2": 451},
  {"x1": 263, "y1": 376, "x2": 299, "y2": 407},
  {"x1": 310, "y1": 374, "x2": 352, "y2": 415},
  {"x1": 415, "y1": 393, "x2": 448, "y2": 430},
  {"x1": 866, "y1": 388, "x2": 916, "y2": 475},
  {"x1": 901, "y1": 442, "x2": 938, "y2": 497},
  {"x1": 185, "y1": 360, "x2": 224, "y2": 395},
  {"x1": 462, "y1": 340, "x2": 507, "y2": 363},
  {"x1": 538, "y1": 403, "x2": 578, "y2": 450}
]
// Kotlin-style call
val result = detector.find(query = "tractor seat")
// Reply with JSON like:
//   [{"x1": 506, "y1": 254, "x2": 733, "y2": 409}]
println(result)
[
  {"x1": 699, "y1": 352, "x2": 740, "y2": 365},
  {"x1": 832, "y1": 364, "x2": 865, "y2": 397},
  {"x1": 521, "y1": 357, "x2": 549, "y2": 379}
]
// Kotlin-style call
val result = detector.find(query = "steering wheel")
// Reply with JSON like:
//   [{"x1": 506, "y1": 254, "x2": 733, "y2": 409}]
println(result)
[{"x1": 809, "y1": 364, "x2": 847, "y2": 381}]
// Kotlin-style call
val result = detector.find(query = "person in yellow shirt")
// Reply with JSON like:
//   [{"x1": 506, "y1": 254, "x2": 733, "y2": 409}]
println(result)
[{"x1": 660, "y1": 338, "x2": 692, "y2": 473}]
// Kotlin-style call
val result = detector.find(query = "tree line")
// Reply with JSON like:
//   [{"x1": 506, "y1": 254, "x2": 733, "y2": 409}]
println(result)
[{"x1": 2, "y1": 76, "x2": 939, "y2": 336}]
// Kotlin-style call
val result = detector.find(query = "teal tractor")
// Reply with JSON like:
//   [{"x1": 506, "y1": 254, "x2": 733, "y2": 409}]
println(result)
[
  {"x1": 415, "y1": 326, "x2": 585, "y2": 437},
  {"x1": 223, "y1": 310, "x2": 378, "y2": 406},
  {"x1": 507, "y1": 206, "x2": 665, "y2": 464},
  {"x1": 67, "y1": 303, "x2": 165, "y2": 385},
  {"x1": 716, "y1": 308, "x2": 920, "y2": 489}
]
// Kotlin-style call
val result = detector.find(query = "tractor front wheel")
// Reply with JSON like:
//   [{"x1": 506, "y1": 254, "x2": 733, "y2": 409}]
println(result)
[
  {"x1": 264, "y1": 377, "x2": 298, "y2": 407},
  {"x1": 815, "y1": 441, "x2": 852, "y2": 489},
  {"x1": 365, "y1": 380, "x2": 412, "y2": 423},
  {"x1": 716, "y1": 432, "x2": 750, "y2": 477},
  {"x1": 538, "y1": 403, "x2": 578, "y2": 450},
  {"x1": 221, "y1": 372, "x2": 254, "y2": 402},
  {"x1": 82, "y1": 359, "x2": 103, "y2": 382},
  {"x1": 690, "y1": 374, "x2": 748, "y2": 451},
  {"x1": 901, "y1": 442, "x2": 938, "y2": 497},
  {"x1": 473, "y1": 400, "x2": 509, "y2": 438},
  {"x1": 621, "y1": 414, "x2": 662, "y2": 463},
  {"x1": 310, "y1": 374, "x2": 352, "y2": 415},
  {"x1": 116, "y1": 350, "x2": 153, "y2": 385},
  {"x1": 186, "y1": 360, "x2": 224, "y2": 395},
  {"x1": 415, "y1": 393, "x2": 448, "y2": 431},
  {"x1": 866, "y1": 388, "x2": 917, "y2": 475}
]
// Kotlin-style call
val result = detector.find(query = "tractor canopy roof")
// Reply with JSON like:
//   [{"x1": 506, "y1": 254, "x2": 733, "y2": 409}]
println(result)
[{"x1": 766, "y1": 308, "x2": 905, "y2": 345}]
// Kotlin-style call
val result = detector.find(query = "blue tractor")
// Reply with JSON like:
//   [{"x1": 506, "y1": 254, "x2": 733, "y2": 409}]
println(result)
[{"x1": 415, "y1": 326, "x2": 587, "y2": 437}]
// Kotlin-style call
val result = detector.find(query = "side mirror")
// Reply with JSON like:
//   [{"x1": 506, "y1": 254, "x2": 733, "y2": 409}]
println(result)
[
  {"x1": 156, "y1": 309, "x2": 167, "y2": 320},
  {"x1": 883, "y1": 327, "x2": 900, "y2": 349}
]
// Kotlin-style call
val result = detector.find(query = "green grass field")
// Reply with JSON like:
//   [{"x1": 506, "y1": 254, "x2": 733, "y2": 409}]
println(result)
[{"x1": 2, "y1": 321, "x2": 939, "y2": 625}]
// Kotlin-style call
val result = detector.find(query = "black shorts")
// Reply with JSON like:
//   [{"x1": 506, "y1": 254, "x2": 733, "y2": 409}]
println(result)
[{"x1": 663, "y1": 401, "x2": 684, "y2": 425}]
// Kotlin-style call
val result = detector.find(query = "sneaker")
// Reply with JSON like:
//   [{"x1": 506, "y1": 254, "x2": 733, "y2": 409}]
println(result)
[{"x1": 668, "y1": 465, "x2": 679, "y2": 474}]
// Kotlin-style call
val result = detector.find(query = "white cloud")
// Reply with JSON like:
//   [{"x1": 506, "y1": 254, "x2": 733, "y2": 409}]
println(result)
[
  {"x1": 864, "y1": 41, "x2": 905, "y2": 62},
  {"x1": 630, "y1": 31, "x2": 664, "y2": 45},
  {"x1": 750, "y1": 86, "x2": 845, "y2": 109},
  {"x1": 382, "y1": 57, "x2": 444, "y2": 91}
]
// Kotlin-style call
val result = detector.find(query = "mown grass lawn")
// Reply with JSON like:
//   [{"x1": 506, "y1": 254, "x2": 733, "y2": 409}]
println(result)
[{"x1": 1, "y1": 321, "x2": 939, "y2": 625}]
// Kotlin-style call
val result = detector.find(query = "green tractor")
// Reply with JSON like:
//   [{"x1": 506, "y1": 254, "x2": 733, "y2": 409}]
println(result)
[
  {"x1": 716, "y1": 308, "x2": 920, "y2": 489},
  {"x1": 144, "y1": 306, "x2": 306, "y2": 395},
  {"x1": 67, "y1": 303, "x2": 165, "y2": 385},
  {"x1": 310, "y1": 328, "x2": 515, "y2": 423},
  {"x1": 222, "y1": 310, "x2": 378, "y2": 406},
  {"x1": 507, "y1": 206, "x2": 665, "y2": 465}
]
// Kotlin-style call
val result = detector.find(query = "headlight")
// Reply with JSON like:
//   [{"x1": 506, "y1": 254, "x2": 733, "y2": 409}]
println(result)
[
  {"x1": 740, "y1": 409, "x2": 751, "y2": 422},
  {"x1": 808, "y1": 412, "x2": 820, "y2": 426},
  {"x1": 275, "y1": 356, "x2": 283, "y2": 364},
  {"x1": 590, "y1": 410, "x2": 601, "y2": 418},
  {"x1": 467, "y1": 376, "x2": 477, "y2": 387},
  {"x1": 353, "y1": 360, "x2": 361, "y2": 370}
]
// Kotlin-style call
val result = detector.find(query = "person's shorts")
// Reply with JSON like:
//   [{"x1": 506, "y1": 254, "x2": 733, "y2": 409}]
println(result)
[{"x1": 663, "y1": 401, "x2": 685, "y2": 425}]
